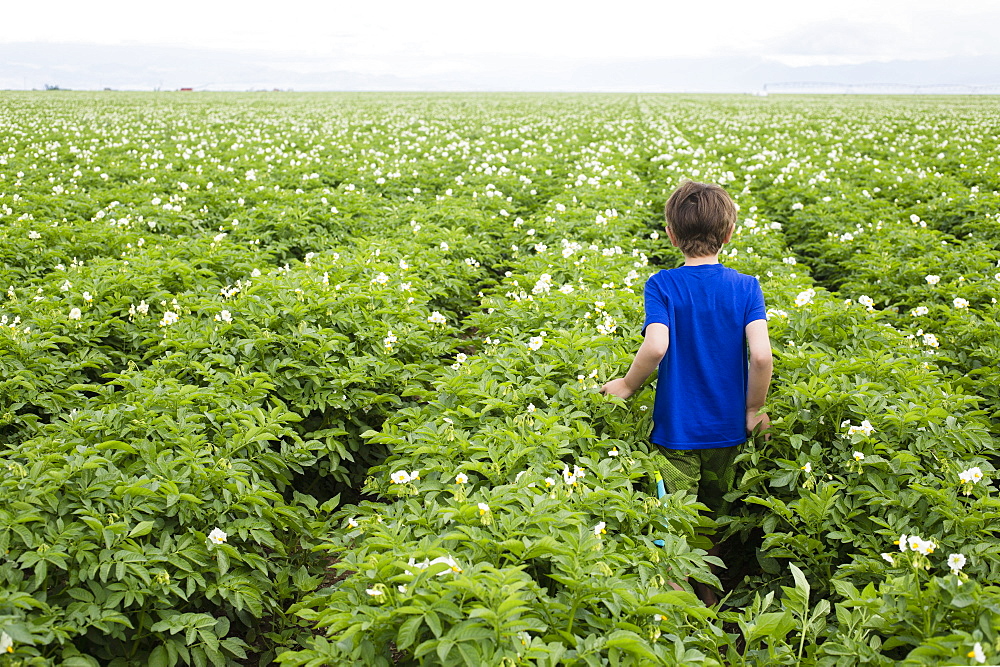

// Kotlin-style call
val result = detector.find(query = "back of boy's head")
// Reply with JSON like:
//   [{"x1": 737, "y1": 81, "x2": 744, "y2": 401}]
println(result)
[{"x1": 664, "y1": 180, "x2": 737, "y2": 257}]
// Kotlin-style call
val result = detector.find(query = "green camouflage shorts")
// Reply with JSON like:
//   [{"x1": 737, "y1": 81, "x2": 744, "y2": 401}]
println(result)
[{"x1": 650, "y1": 445, "x2": 739, "y2": 517}]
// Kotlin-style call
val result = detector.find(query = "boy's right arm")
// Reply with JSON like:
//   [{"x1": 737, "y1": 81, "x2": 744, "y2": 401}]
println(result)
[
  {"x1": 745, "y1": 319, "x2": 773, "y2": 436},
  {"x1": 600, "y1": 323, "x2": 669, "y2": 399}
]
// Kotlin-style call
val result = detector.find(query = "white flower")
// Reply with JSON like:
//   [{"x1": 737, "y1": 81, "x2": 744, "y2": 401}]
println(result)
[
  {"x1": 922, "y1": 332, "x2": 939, "y2": 348},
  {"x1": 846, "y1": 420, "x2": 875, "y2": 437},
  {"x1": 791, "y1": 202, "x2": 804, "y2": 210},
  {"x1": 527, "y1": 336, "x2": 544, "y2": 351},
  {"x1": 562, "y1": 464, "x2": 585, "y2": 486},
  {"x1": 910, "y1": 306, "x2": 929, "y2": 316},
  {"x1": 250, "y1": 268, "x2": 261, "y2": 278},
  {"x1": 953, "y1": 297, "x2": 969, "y2": 309},
  {"x1": 347, "y1": 517, "x2": 358, "y2": 528},
  {"x1": 906, "y1": 535, "x2": 936, "y2": 555},
  {"x1": 372, "y1": 272, "x2": 389, "y2": 285},
  {"x1": 853, "y1": 451, "x2": 865, "y2": 462},
  {"x1": 596, "y1": 315, "x2": 618, "y2": 336},
  {"x1": 959, "y1": 467, "x2": 984, "y2": 485},
  {"x1": 455, "y1": 472, "x2": 468, "y2": 484},
  {"x1": 794, "y1": 289, "x2": 815, "y2": 307},
  {"x1": 948, "y1": 553, "x2": 967, "y2": 575},
  {"x1": 427, "y1": 311, "x2": 447, "y2": 325},
  {"x1": 544, "y1": 477, "x2": 555, "y2": 487},
  {"x1": 478, "y1": 502, "x2": 490, "y2": 515},
  {"x1": 896, "y1": 534, "x2": 908, "y2": 552},
  {"x1": 68, "y1": 307, "x2": 82, "y2": 320},
  {"x1": 28, "y1": 230, "x2": 41, "y2": 239},
  {"x1": 455, "y1": 353, "x2": 467, "y2": 364},
  {"x1": 910, "y1": 214, "x2": 921, "y2": 224},
  {"x1": 969, "y1": 642, "x2": 986, "y2": 664},
  {"x1": 881, "y1": 553, "x2": 894, "y2": 564},
  {"x1": 526, "y1": 403, "x2": 536, "y2": 413},
  {"x1": 858, "y1": 295, "x2": 874, "y2": 309},
  {"x1": 801, "y1": 462, "x2": 812, "y2": 473},
  {"x1": 383, "y1": 331, "x2": 397, "y2": 349},
  {"x1": 427, "y1": 555, "x2": 462, "y2": 573},
  {"x1": 213, "y1": 232, "x2": 227, "y2": 243},
  {"x1": 532, "y1": 274, "x2": 552, "y2": 295},
  {"x1": 214, "y1": 310, "x2": 232, "y2": 323},
  {"x1": 0, "y1": 631, "x2": 11, "y2": 654},
  {"x1": 925, "y1": 274, "x2": 940, "y2": 285},
  {"x1": 82, "y1": 291, "x2": 93, "y2": 302},
  {"x1": 391, "y1": 471, "x2": 410, "y2": 484},
  {"x1": 208, "y1": 528, "x2": 227, "y2": 544},
  {"x1": 608, "y1": 447, "x2": 619, "y2": 457},
  {"x1": 440, "y1": 242, "x2": 449, "y2": 251},
  {"x1": 593, "y1": 521, "x2": 607, "y2": 536},
  {"x1": 159, "y1": 311, "x2": 179, "y2": 327},
  {"x1": 365, "y1": 587, "x2": 384, "y2": 597}
]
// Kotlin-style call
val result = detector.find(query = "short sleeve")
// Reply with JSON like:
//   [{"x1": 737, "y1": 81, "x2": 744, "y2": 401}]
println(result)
[
  {"x1": 642, "y1": 274, "x2": 670, "y2": 336},
  {"x1": 744, "y1": 278, "x2": 767, "y2": 326}
]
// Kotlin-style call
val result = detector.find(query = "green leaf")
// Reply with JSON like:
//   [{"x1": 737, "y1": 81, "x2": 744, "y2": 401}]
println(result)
[
  {"x1": 148, "y1": 645, "x2": 170, "y2": 667},
  {"x1": 216, "y1": 548, "x2": 229, "y2": 576},
  {"x1": 129, "y1": 521, "x2": 155, "y2": 538},
  {"x1": 746, "y1": 611, "x2": 796, "y2": 645},
  {"x1": 790, "y1": 563, "x2": 810, "y2": 595},
  {"x1": 436, "y1": 639, "x2": 455, "y2": 663},
  {"x1": 396, "y1": 615, "x2": 422, "y2": 650}
]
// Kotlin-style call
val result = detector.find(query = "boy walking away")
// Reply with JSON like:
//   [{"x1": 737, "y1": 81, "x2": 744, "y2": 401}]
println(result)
[{"x1": 601, "y1": 180, "x2": 773, "y2": 606}]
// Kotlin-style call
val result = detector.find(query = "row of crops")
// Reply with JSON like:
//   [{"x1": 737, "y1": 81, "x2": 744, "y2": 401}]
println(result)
[{"x1": 1, "y1": 92, "x2": 998, "y2": 666}]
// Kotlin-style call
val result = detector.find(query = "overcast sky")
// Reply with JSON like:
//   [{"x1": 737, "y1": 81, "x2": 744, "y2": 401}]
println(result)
[{"x1": 3, "y1": 0, "x2": 999, "y2": 89}]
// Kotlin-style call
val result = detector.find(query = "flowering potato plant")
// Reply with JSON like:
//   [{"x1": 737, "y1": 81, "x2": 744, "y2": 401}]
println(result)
[{"x1": 2, "y1": 92, "x2": 999, "y2": 665}]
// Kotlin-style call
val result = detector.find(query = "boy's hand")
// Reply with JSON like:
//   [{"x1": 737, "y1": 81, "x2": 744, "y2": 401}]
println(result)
[
  {"x1": 600, "y1": 378, "x2": 635, "y2": 399},
  {"x1": 747, "y1": 409, "x2": 771, "y2": 440}
]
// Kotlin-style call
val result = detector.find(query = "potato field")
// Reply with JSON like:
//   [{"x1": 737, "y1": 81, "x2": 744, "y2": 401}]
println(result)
[{"x1": 1, "y1": 92, "x2": 999, "y2": 666}]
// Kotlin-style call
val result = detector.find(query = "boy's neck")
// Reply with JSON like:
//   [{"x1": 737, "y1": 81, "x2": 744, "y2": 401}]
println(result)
[{"x1": 682, "y1": 252, "x2": 721, "y2": 266}]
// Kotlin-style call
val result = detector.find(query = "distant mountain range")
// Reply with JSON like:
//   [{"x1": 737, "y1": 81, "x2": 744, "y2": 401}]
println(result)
[{"x1": 2, "y1": 42, "x2": 998, "y2": 93}]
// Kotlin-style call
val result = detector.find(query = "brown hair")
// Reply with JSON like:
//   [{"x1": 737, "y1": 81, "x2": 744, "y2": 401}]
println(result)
[{"x1": 664, "y1": 180, "x2": 737, "y2": 257}]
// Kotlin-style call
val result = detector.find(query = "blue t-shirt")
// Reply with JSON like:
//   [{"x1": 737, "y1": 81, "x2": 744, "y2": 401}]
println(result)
[{"x1": 642, "y1": 264, "x2": 767, "y2": 450}]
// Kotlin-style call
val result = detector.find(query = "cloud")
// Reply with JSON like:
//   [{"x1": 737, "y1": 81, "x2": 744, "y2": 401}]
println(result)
[
  {"x1": 769, "y1": 20, "x2": 901, "y2": 57},
  {"x1": 759, "y1": 10, "x2": 1000, "y2": 66}
]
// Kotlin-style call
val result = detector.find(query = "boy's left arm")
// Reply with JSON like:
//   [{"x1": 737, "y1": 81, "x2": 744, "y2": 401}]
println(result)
[
  {"x1": 745, "y1": 318, "x2": 773, "y2": 436},
  {"x1": 600, "y1": 323, "x2": 669, "y2": 399}
]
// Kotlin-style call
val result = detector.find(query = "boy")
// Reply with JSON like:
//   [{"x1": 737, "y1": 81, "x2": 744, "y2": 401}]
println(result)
[{"x1": 601, "y1": 180, "x2": 773, "y2": 604}]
